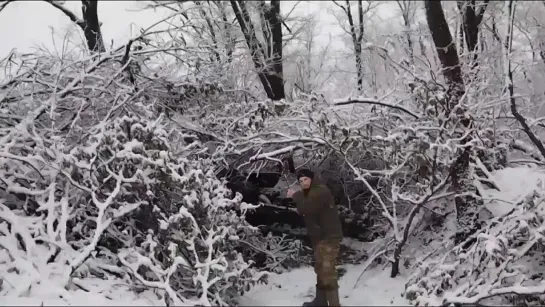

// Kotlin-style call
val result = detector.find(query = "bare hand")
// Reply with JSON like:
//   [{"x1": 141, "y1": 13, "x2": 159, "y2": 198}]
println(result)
[{"x1": 286, "y1": 188, "x2": 295, "y2": 198}]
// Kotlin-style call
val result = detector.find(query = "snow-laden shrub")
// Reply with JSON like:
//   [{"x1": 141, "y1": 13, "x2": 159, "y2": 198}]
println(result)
[
  {"x1": 0, "y1": 105, "x2": 266, "y2": 305},
  {"x1": 405, "y1": 190, "x2": 545, "y2": 306},
  {"x1": 0, "y1": 49, "x2": 275, "y2": 305},
  {"x1": 239, "y1": 232, "x2": 312, "y2": 273}
]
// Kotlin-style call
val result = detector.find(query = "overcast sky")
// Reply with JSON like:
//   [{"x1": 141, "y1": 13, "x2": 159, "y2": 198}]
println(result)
[
  {"x1": 0, "y1": 1, "x2": 402, "y2": 58},
  {"x1": 0, "y1": 1, "x2": 163, "y2": 57}
]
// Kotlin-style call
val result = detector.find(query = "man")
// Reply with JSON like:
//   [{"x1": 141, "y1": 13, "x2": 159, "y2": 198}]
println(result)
[{"x1": 287, "y1": 169, "x2": 343, "y2": 307}]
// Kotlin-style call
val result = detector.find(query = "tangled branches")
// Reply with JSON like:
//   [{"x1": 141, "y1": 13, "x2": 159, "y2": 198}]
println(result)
[
  {"x1": 405, "y1": 189, "x2": 545, "y2": 306},
  {"x1": 0, "y1": 48, "x2": 270, "y2": 305}
]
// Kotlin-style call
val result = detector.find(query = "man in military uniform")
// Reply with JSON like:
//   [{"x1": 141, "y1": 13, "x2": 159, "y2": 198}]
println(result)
[{"x1": 287, "y1": 169, "x2": 343, "y2": 306}]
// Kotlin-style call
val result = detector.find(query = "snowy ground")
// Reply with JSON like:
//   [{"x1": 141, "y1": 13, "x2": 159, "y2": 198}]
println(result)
[
  {"x1": 0, "y1": 276, "x2": 164, "y2": 306},
  {"x1": 240, "y1": 264, "x2": 409, "y2": 306},
  {"x1": 1, "y1": 294, "x2": 162, "y2": 306},
  {"x1": 2, "y1": 166, "x2": 544, "y2": 306},
  {"x1": 1, "y1": 263, "x2": 409, "y2": 306},
  {"x1": 480, "y1": 165, "x2": 545, "y2": 216}
]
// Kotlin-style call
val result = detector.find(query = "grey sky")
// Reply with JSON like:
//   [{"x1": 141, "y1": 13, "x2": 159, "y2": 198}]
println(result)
[
  {"x1": 0, "y1": 1, "x2": 165, "y2": 56},
  {"x1": 0, "y1": 1, "x2": 402, "y2": 58}
]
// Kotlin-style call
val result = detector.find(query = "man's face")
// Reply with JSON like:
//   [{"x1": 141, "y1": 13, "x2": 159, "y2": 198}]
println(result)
[{"x1": 299, "y1": 176, "x2": 312, "y2": 189}]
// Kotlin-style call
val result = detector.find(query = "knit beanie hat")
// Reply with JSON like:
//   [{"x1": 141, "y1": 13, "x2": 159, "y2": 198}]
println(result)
[{"x1": 297, "y1": 169, "x2": 314, "y2": 180}]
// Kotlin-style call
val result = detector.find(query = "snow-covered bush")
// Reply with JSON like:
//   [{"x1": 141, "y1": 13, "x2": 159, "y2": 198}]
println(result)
[
  {"x1": 72, "y1": 114, "x2": 265, "y2": 306},
  {"x1": 239, "y1": 232, "x2": 312, "y2": 273},
  {"x1": 405, "y1": 188, "x2": 545, "y2": 306},
  {"x1": 0, "y1": 49, "x2": 270, "y2": 306}
]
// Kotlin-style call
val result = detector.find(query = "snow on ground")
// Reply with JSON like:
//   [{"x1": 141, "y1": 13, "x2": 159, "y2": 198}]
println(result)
[
  {"x1": 0, "y1": 278, "x2": 164, "y2": 306},
  {"x1": 240, "y1": 264, "x2": 409, "y2": 306},
  {"x1": 1, "y1": 264, "x2": 409, "y2": 307},
  {"x1": 0, "y1": 249, "x2": 163, "y2": 306},
  {"x1": 481, "y1": 166, "x2": 545, "y2": 216},
  {"x1": 240, "y1": 166, "x2": 545, "y2": 307},
  {"x1": 4, "y1": 166, "x2": 543, "y2": 306},
  {"x1": 1, "y1": 293, "x2": 162, "y2": 307}
]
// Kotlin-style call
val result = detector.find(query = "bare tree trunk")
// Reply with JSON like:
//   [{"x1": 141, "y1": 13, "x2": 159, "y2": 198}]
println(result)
[
  {"x1": 265, "y1": 0, "x2": 285, "y2": 100},
  {"x1": 0, "y1": 0, "x2": 105, "y2": 52},
  {"x1": 425, "y1": 0, "x2": 479, "y2": 245},
  {"x1": 81, "y1": 1, "x2": 105, "y2": 52},
  {"x1": 0, "y1": 0, "x2": 106, "y2": 52},
  {"x1": 230, "y1": 0, "x2": 285, "y2": 100},
  {"x1": 332, "y1": 0, "x2": 366, "y2": 94},
  {"x1": 424, "y1": 0, "x2": 464, "y2": 100},
  {"x1": 345, "y1": 0, "x2": 364, "y2": 93},
  {"x1": 457, "y1": 0, "x2": 490, "y2": 66},
  {"x1": 356, "y1": 0, "x2": 364, "y2": 92},
  {"x1": 390, "y1": 180, "x2": 449, "y2": 278}
]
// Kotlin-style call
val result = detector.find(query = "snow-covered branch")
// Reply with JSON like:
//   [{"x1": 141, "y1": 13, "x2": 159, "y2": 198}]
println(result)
[{"x1": 334, "y1": 97, "x2": 420, "y2": 119}]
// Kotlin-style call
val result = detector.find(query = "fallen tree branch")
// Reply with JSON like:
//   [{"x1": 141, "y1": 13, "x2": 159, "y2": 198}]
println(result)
[{"x1": 333, "y1": 97, "x2": 420, "y2": 119}]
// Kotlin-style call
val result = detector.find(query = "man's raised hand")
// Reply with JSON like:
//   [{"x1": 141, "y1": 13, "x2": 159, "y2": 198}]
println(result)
[{"x1": 286, "y1": 188, "x2": 295, "y2": 198}]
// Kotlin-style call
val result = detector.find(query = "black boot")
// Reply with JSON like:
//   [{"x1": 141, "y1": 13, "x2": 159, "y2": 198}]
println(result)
[
  {"x1": 324, "y1": 288, "x2": 340, "y2": 307},
  {"x1": 303, "y1": 284, "x2": 327, "y2": 307}
]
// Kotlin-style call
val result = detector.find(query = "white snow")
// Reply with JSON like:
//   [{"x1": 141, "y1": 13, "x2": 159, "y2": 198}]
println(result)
[
  {"x1": 4, "y1": 166, "x2": 545, "y2": 306},
  {"x1": 1, "y1": 294, "x2": 162, "y2": 307},
  {"x1": 1, "y1": 261, "x2": 409, "y2": 306},
  {"x1": 240, "y1": 264, "x2": 409, "y2": 306},
  {"x1": 481, "y1": 166, "x2": 545, "y2": 216},
  {"x1": 0, "y1": 279, "x2": 164, "y2": 306}
]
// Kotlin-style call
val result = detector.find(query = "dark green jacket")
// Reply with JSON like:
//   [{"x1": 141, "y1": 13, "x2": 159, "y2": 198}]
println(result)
[{"x1": 292, "y1": 179, "x2": 343, "y2": 247}]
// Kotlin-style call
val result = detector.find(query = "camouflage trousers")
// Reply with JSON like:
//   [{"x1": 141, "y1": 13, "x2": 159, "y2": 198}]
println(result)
[{"x1": 313, "y1": 239, "x2": 340, "y2": 290}]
